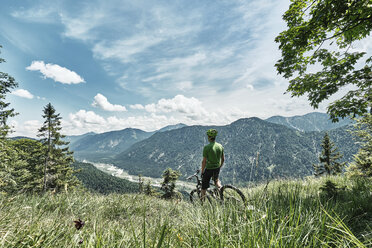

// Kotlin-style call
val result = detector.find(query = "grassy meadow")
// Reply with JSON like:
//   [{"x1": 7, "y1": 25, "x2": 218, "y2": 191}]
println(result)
[{"x1": 0, "y1": 176, "x2": 371, "y2": 247}]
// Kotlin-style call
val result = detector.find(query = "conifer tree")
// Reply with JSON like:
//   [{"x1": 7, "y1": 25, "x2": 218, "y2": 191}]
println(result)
[
  {"x1": 0, "y1": 45, "x2": 18, "y2": 138},
  {"x1": 38, "y1": 103, "x2": 79, "y2": 193},
  {"x1": 313, "y1": 133, "x2": 345, "y2": 176},
  {"x1": 144, "y1": 180, "x2": 157, "y2": 196},
  {"x1": 160, "y1": 168, "x2": 181, "y2": 199}
]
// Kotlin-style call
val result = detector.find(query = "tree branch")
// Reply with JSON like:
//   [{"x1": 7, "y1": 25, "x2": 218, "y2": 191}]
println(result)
[{"x1": 309, "y1": 16, "x2": 372, "y2": 47}]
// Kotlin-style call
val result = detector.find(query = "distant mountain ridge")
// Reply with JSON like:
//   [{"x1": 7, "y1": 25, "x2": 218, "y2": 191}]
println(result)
[
  {"x1": 64, "y1": 132, "x2": 96, "y2": 144},
  {"x1": 68, "y1": 123, "x2": 188, "y2": 161},
  {"x1": 266, "y1": 112, "x2": 352, "y2": 132},
  {"x1": 70, "y1": 128, "x2": 153, "y2": 161},
  {"x1": 156, "y1": 123, "x2": 187, "y2": 132}
]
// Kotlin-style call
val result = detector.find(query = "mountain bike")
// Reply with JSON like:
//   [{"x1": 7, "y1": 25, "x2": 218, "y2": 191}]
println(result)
[{"x1": 187, "y1": 170, "x2": 246, "y2": 205}]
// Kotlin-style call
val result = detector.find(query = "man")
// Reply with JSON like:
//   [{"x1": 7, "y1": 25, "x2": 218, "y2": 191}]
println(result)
[{"x1": 201, "y1": 129, "x2": 224, "y2": 201}]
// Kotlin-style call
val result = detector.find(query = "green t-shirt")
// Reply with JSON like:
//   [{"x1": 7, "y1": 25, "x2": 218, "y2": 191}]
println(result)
[{"x1": 203, "y1": 142, "x2": 224, "y2": 169}]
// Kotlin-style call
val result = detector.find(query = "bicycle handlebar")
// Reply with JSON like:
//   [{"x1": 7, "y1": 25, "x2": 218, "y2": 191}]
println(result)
[{"x1": 186, "y1": 169, "x2": 200, "y2": 180}]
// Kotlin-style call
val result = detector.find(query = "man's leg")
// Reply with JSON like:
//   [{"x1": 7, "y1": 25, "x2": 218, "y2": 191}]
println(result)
[
  {"x1": 215, "y1": 179, "x2": 222, "y2": 190},
  {"x1": 201, "y1": 169, "x2": 211, "y2": 202},
  {"x1": 213, "y1": 168, "x2": 222, "y2": 190},
  {"x1": 201, "y1": 189, "x2": 207, "y2": 202}
]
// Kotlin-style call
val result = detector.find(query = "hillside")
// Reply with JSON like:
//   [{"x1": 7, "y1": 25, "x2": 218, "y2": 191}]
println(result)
[
  {"x1": 266, "y1": 112, "x2": 352, "y2": 131},
  {"x1": 1, "y1": 176, "x2": 370, "y2": 247},
  {"x1": 72, "y1": 161, "x2": 139, "y2": 194},
  {"x1": 113, "y1": 118, "x2": 357, "y2": 184}
]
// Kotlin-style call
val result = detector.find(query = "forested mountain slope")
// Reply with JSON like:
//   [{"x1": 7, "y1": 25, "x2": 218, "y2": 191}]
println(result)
[{"x1": 72, "y1": 161, "x2": 139, "y2": 194}]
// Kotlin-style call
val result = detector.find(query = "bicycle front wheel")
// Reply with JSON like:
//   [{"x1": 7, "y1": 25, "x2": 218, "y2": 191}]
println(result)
[{"x1": 220, "y1": 185, "x2": 246, "y2": 204}]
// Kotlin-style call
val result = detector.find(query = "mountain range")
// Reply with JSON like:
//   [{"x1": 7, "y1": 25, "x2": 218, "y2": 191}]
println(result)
[
  {"x1": 63, "y1": 112, "x2": 358, "y2": 185},
  {"x1": 112, "y1": 117, "x2": 357, "y2": 184}
]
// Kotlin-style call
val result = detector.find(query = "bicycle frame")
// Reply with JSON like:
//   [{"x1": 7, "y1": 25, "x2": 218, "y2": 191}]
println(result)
[{"x1": 187, "y1": 170, "x2": 220, "y2": 199}]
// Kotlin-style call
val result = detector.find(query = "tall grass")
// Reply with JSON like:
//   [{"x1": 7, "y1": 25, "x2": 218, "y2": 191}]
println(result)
[{"x1": 0, "y1": 176, "x2": 371, "y2": 247}]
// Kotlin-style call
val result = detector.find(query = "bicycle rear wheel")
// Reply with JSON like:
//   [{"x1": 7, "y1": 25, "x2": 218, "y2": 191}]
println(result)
[
  {"x1": 220, "y1": 185, "x2": 246, "y2": 204},
  {"x1": 189, "y1": 189, "x2": 211, "y2": 204}
]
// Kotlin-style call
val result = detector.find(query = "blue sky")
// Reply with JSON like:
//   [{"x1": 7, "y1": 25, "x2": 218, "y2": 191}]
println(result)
[{"x1": 1, "y1": 0, "x2": 350, "y2": 137}]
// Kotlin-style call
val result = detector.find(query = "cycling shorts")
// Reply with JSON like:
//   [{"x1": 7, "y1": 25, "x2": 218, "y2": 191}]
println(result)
[{"x1": 202, "y1": 167, "x2": 220, "y2": 190}]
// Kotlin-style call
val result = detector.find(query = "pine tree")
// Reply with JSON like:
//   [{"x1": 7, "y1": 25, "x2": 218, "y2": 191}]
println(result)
[
  {"x1": 138, "y1": 174, "x2": 144, "y2": 193},
  {"x1": 144, "y1": 180, "x2": 157, "y2": 196},
  {"x1": 347, "y1": 114, "x2": 372, "y2": 177},
  {"x1": 37, "y1": 103, "x2": 79, "y2": 193},
  {"x1": 0, "y1": 45, "x2": 18, "y2": 138},
  {"x1": 160, "y1": 168, "x2": 181, "y2": 199},
  {"x1": 313, "y1": 132, "x2": 345, "y2": 176}
]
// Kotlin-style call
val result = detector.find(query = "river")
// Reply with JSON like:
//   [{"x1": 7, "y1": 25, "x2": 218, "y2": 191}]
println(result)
[{"x1": 83, "y1": 160, "x2": 195, "y2": 192}]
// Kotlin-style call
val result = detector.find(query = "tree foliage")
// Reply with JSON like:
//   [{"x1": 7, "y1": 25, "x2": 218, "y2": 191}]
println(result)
[
  {"x1": 38, "y1": 103, "x2": 79, "y2": 193},
  {"x1": 0, "y1": 45, "x2": 18, "y2": 138},
  {"x1": 11, "y1": 139, "x2": 45, "y2": 192},
  {"x1": 0, "y1": 138, "x2": 28, "y2": 194},
  {"x1": 160, "y1": 168, "x2": 181, "y2": 199},
  {"x1": 313, "y1": 132, "x2": 345, "y2": 176},
  {"x1": 144, "y1": 180, "x2": 158, "y2": 196},
  {"x1": 275, "y1": 0, "x2": 372, "y2": 121},
  {"x1": 347, "y1": 114, "x2": 372, "y2": 177}
]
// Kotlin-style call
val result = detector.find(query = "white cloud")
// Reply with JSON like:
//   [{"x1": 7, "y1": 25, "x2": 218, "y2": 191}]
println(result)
[
  {"x1": 11, "y1": 89, "x2": 34, "y2": 99},
  {"x1": 11, "y1": 6, "x2": 59, "y2": 23},
  {"x1": 93, "y1": 35, "x2": 164, "y2": 63},
  {"x1": 176, "y1": 81, "x2": 193, "y2": 91},
  {"x1": 130, "y1": 104, "x2": 145, "y2": 110},
  {"x1": 141, "y1": 94, "x2": 211, "y2": 121},
  {"x1": 68, "y1": 110, "x2": 106, "y2": 128},
  {"x1": 92, "y1": 93, "x2": 127, "y2": 112},
  {"x1": 145, "y1": 95, "x2": 206, "y2": 115},
  {"x1": 60, "y1": 10, "x2": 106, "y2": 41},
  {"x1": 26, "y1": 61, "x2": 85, "y2": 84},
  {"x1": 155, "y1": 52, "x2": 207, "y2": 72},
  {"x1": 63, "y1": 109, "x2": 181, "y2": 134},
  {"x1": 9, "y1": 120, "x2": 41, "y2": 138},
  {"x1": 142, "y1": 73, "x2": 171, "y2": 82}
]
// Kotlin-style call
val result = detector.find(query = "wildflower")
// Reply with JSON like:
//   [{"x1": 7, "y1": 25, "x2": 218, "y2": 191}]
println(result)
[
  {"x1": 74, "y1": 219, "x2": 85, "y2": 230},
  {"x1": 177, "y1": 233, "x2": 183, "y2": 242},
  {"x1": 79, "y1": 239, "x2": 83, "y2": 245}
]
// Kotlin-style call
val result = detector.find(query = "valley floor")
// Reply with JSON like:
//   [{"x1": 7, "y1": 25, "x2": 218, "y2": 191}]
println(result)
[{"x1": 0, "y1": 176, "x2": 371, "y2": 247}]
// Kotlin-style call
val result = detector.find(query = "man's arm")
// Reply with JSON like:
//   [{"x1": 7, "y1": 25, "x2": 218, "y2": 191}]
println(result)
[
  {"x1": 220, "y1": 152, "x2": 225, "y2": 168},
  {"x1": 201, "y1": 157, "x2": 206, "y2": 174}
]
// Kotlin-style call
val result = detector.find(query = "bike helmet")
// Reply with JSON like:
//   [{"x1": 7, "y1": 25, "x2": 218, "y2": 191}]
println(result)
[{"x1": 206, "y1": 129, "x2": 218, "y2": 138}]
